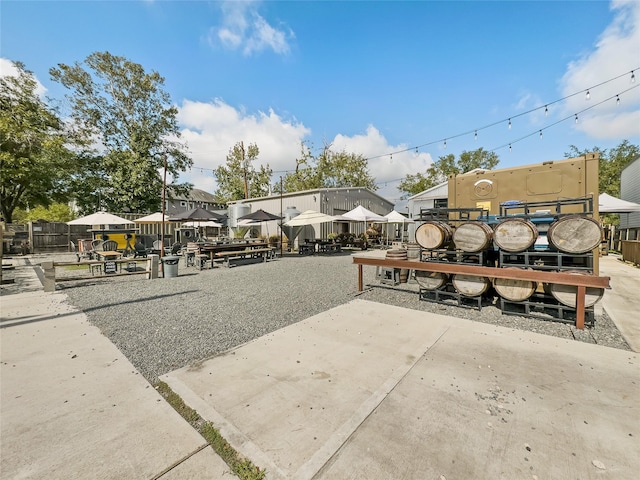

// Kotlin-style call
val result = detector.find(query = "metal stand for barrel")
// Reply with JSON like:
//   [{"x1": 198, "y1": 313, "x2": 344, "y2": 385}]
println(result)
[{"x1": 378, "y1": 266, "x2": 401, "y2": 286}]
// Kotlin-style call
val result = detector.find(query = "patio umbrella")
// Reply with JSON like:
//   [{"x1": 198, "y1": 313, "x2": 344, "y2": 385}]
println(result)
[
  {"x1": 133, "y1": 212, "x2": 166, "y2": 224},
  {"x1": 182, "y1": 220, "x2": 223, "y2": 228},
  {"x1": 168, "y1": 207, "x2": 225, "y2": 222},
  {"x1": 598, "y1": 193, "x2": 640, "y2": 213},
  {"x1": 384, "y1": 210, "x2": 414, "y2": 245},
  {"x1": 284, "y1": 210, "x2": 336, "y2": 227},
  {"x1": 169, "y1": 208, "x2": 226, "y2": 240},
  {"x1": 238, "y1": 209, "x2": 282, "y2": 237},
  {"x1": 67, "y1": 211, "x2": 134, "y2": 226},
  {"x1": 343, "y1": 205, "x2": 388, "y2": 223}
]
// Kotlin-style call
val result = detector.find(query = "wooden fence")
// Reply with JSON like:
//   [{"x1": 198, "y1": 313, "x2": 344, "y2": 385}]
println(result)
[{"x1": 621, "y1": 241, "x2": 640, "y2": 266}]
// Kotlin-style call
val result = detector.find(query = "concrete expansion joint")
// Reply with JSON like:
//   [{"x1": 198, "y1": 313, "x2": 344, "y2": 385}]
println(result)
[{"x1": 149, "y1": 443, "x2": 210, "y2": 480}]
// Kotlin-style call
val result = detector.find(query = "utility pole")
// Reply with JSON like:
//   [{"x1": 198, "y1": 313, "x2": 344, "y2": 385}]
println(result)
[
  {"x1": 279, "y1": 176, "x2": 283, "y2": 258},
  {"x1": 161, "y1": 154, "x2": 167, "y2": 258}
]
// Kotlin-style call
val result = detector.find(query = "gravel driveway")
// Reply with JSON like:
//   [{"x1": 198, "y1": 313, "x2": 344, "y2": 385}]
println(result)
[{"x1": 54, "y1": 252, "x2": 630, "y2": 384}]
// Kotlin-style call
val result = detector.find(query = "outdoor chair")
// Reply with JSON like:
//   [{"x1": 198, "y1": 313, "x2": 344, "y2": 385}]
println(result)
[
  {"x1": 170, "y1": 242, "x2": 183, "y2": 255},
  {"x1": 101, "y1": 240, "x2": 119, "y2": 252},
  {"x1": 133, "y1": 242, "x2": 148, "y2": 258}
]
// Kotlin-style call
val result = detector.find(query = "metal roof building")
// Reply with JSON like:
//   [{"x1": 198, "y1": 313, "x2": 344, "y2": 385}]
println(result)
[{"x1": 227, "y1": 187, "x2": 394, "y2": 245}]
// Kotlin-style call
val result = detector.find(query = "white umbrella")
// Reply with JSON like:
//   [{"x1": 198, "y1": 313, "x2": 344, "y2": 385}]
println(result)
[
  {"x1": 67, "y1": 211, "x2": 134, "y2": 226},
  {"x1": 343, "y1": 205, "x2": 388, "y2": 223},
  {"x1": 182, "y1": 220, "x2": 223, "y2": 228},
  {"x1": 598, "y1": 193, "x2": 640, "y2": 213},
  {"x1": 133, "y1": 212, "x2": 166, "y2": 224},
  {"x1": 384, "y1": 210, "x2": 414, "y2": 245},
  {"x1": 284, "y1": 210, "x2": 337, "y2": 227}
]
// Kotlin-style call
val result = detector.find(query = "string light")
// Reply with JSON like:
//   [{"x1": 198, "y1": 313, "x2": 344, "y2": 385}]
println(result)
[
  {"x1": 509, "y1": 144, "x2": 512, "y2": 152},
  {"x1": 415, "y1": 146, "x2": 418, "y2": 154},
  {"x1": 616, "y1": 95, "x2": 620, "y2": 105},
  {"x1": 474, "y1": 130, "x2": 478, "y2": 140},
  {"x1": 586, "y1": 89, "x2": 590, "y2": 100},
  {"x1": 632, "y1": 70, "x2": 636, "y2": 83},
  {"x1": 443, "y1": 139, "x2": 447, "y2": 149},
  {"x1": 539, "y1": 130, "x2": 543, "y2": 139},
  {"x1": 355, "y1": 68, "x2": 640, "y2": 163},
  {"x1": 575, "y1": 114, "x2": 579, "y2": 124}
]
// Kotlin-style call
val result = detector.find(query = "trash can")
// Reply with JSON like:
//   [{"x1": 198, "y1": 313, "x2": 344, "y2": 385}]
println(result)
[{"x1": 162, "y1": 256, "x2": 179, "y2": 278}]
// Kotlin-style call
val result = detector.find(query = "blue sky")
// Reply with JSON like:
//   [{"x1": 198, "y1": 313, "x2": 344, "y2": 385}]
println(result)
[{"x1": 2, "y1": 0, "x2": 639, "y2": 205}]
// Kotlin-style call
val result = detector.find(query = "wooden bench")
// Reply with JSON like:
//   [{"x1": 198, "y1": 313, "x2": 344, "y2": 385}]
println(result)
[{"x1": 213, "y1": 247, "x2": 275, "y2": 267}]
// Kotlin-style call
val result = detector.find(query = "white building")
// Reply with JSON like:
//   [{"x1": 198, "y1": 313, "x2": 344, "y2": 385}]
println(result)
[
  {"x1": 620, "y1": 156, "x2": 640, "y2": 240},
  {"x1": 227, "y1": 187, "x2": 394, "y2": 246},
  {"x1": 405, "y1": 181, "x2": 448, "y2": 241}
]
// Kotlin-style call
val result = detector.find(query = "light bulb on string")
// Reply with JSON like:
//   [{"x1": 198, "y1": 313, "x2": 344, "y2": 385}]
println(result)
[
  {"x1": 509, "y1": 144, "x2": 512, "y2": 152},
  {"x1": 616, "y1": 95, "x2": 620, "y2": 105},
  {"x1": 444, "y1": 139, "x2": 447, "y2": 149},
  {"x1": 586, "y1": 89, "x2": 590, "y2": 100},
  {"x1": 575, "y1": 114, "x2": 579, "y2": 124},
  {"x1": 415, "y1": 146, "x2": 418, "y2": 154},
  {"x1": 632, "y1": 70, "x2": 636, "y2": 83},
  {"x1": 474, "y1": 130, "x2": 478, "y2": 141},
  {"x1": 508, "y1": 118, "x2": 512, "y2": 129},
  {"x1": 390, "y1": 154, "x2": 393, "y2": 163},
  {"x1": 544, "y1": 105, "x2": 548, "y2": 116},
  {"x1": 539, "y1": 130, "x2": 543, "y2": 139}
]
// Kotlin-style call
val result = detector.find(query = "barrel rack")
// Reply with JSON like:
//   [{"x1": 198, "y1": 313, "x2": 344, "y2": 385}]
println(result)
[{"x1": 352, "y1": 257, "x2": 610, "y2": 330}]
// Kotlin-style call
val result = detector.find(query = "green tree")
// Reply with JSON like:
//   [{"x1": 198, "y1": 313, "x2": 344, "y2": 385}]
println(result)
[
  {"x1": 281, "y1": 142, "x2": 377, "y2": 193},
  {"x1": 398, "y1": 148, "x2": 499, "y2": 196},
  {"x1": 13, "y1": 203, "x2": 75, "y2": 223},
  {"x1": 0, "y1": 61, "x2": 77, "y2": 223},
  {"x1": 565, "y1": 140, "x2": 640, "y2": 198},
  {"x1": 214, "y1": 142, "x2": 272, "y2": 202},
  {"x1": 49, "y1": 51, "x2": 192, "y2": 213}
]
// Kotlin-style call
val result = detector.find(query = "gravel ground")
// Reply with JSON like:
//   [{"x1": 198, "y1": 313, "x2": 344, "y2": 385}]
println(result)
[{"x1": 31, "y1": 252, "x2": 632, "y2": 384}]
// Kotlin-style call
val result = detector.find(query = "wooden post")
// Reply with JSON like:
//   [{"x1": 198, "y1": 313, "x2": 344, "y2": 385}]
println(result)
[
  {"x1": 42, "y1": 261, "x2": 55, "y2": 292},
  {"x1": 148, "y1": 254, "x2": 159, "y2": 279},
  {"x1": 358, "y1": 264, "x2": 363, "y2": 291},
  {"x1": 575, "y1": 285, "x2": 586, "y2": 330}
]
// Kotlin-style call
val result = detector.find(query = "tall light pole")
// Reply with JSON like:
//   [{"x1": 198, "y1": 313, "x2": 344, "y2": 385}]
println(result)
[{"x1": 161, "y1": 154, "x2": 167, "y2": 257}]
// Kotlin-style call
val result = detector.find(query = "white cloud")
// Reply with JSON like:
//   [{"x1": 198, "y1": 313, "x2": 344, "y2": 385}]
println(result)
[
  {"x1": 0, "y1": 58, "x2": 47, "y2": 97},
  {"x1": 177, "y1": 98, "x2": 310, "y2": 189},
  {"x1": 207, "y1": 1, "x2": 293, "y2": 56},
  {"x1": 177, "y1": 101, "x2": 426, "y2": 203},
  {"x1": 559, "y1": 0, "x2": 640, "y2": 139},
  {"x1": 332, "y1": 125, "x2": 433, "y2": 189}
]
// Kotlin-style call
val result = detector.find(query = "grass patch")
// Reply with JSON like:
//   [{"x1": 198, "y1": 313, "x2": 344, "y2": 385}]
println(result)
[
  {"x1": 155, "y1": 381, "x2": 266, "y2": 480},
  {"x1": 63, "y1": 264, "x2": 90, "y2": 271}
]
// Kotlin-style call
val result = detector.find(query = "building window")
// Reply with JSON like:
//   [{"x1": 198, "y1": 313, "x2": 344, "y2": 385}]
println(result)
[
  {"x1": 434, "y1": 198, "x2": 448, "y2": 208},
  {"x1": 180, "y1": 201, "x2": 186, "y2": 207}
]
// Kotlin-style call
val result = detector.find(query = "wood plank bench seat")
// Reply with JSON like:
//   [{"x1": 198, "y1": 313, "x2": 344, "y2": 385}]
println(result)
[{"x1": 213, "y1": 247, "x2": 275, "y2": 267}]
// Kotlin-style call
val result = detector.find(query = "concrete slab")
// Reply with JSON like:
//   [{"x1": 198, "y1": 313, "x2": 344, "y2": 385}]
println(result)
[
  {"x1": 164, "y1": 299, "x2": 640, "y2": 480},
  {"x1": 0, "y1": 291, "x2": 231, "y2": 480},
  {"x1": 599, "y1": 255, "x2": 640, "y2": 352}
]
